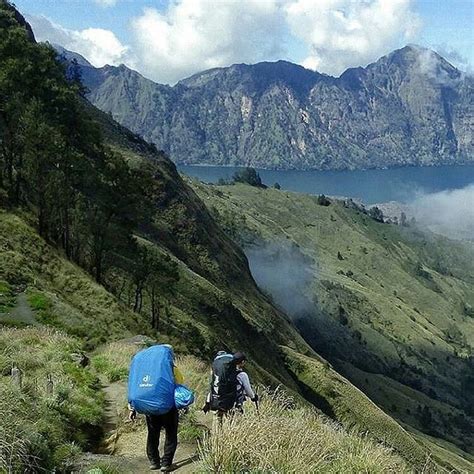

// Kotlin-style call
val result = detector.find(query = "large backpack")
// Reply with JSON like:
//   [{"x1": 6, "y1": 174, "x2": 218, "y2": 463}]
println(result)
[
  {"x1": 210, "y1": 353, "x2": 238, "y2": 411},
  {"x1": 128, "y1": 344, "x2": 175, "y2": 415}
]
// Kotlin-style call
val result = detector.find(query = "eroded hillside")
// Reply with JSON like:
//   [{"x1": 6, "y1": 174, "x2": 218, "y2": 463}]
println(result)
[{"x1": 70, "y1": 46, "x2": 474, "y2": 170}]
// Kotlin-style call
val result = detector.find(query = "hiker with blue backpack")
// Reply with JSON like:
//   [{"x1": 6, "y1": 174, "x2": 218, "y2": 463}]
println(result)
[
  {"x1": 128, "y1": 344, "x2": 194, "y2": 472},
  {"x1": 202, "y1": 351, "x2": 258, "y2": 417}
]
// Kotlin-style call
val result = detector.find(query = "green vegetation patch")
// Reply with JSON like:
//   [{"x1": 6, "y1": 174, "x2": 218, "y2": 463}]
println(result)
[
  {"x1": 0, "y1": 327, "x2": 104, "y2": 472},
  {"x1": 26, "y1": 291, "x2": 61, "y2": 327},
  {"x1": 282, "y1": 346, "x2": 432, "y2": 470},
  {"x1": 191, "y1": 181, "x2": 474, "y2": 460},
  {"x1": 0, "y1": 280, "x2": 15, "y2": 312},
  {"x1": 91, "y1": 341, "x2": 140, "y2": 383}
]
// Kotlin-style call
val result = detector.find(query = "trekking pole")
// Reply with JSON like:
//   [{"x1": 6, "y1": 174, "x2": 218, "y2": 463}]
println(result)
[{"x1": 253, "y1": 392, "x2": 260, "y2": 416}]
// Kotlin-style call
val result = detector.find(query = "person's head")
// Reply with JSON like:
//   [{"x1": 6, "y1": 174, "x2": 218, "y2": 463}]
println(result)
[
  {"x1": 161, "y1": 343, "x2": 175, "y2": 363},
  {"x1": 233, "y1": 351, "x2": 247, "y2": 368}
]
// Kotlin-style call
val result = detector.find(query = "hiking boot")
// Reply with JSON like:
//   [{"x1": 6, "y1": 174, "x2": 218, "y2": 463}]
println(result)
[{"x1": 149, "y1": 463, "x2": 161, "y2": 470}]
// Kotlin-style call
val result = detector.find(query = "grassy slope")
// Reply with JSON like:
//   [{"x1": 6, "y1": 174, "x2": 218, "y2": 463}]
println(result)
[
  {"x1": 0, "y1": 145, "x2": 437, "y2": 470},
  {"x1": 0, "y1": 212, "x2": 434, "y2": 467},
  {"x1": 0, "y1": 211, "x2": 146, "y2": 347},
  {"x1": 90, "y1": 341, "x2": 414, "y2": 474},
  {"x1": 0, "y1": 327, "x2": 104, "y2": 471},
  {"x1": 190, "y1": 180, "x2": 474, "y2": 467}
]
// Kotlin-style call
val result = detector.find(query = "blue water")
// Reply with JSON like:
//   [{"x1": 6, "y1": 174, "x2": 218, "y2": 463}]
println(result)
[{"x1": 179, "y1": 164, "x2": 474, "y2": 204}]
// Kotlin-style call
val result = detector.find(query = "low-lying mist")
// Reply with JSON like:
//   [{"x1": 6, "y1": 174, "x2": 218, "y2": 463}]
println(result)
[
  {"x1": 244, "y1": 240, "x2": 381, "y2": 369},
  {"x1": 412, "y1": 184, "x2": 474, "y2": 241},
  {"x1": 245, "y1": 241, "x2": 315, "y2": 319}
]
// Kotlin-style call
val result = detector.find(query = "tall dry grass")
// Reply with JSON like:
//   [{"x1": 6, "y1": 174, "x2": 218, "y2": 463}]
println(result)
[
  {"x1": 92, "y1": 341, "x2": 140, "y2": 382},
  {"x1": 198, "y1": 388, "x2": 414, "y2": 473},
  {"x1": 0, "y1": 385, "x2": 37, "y2": 472},
  {"x1": 0, "y1": 326, "x2": 103, "y2": 471}
]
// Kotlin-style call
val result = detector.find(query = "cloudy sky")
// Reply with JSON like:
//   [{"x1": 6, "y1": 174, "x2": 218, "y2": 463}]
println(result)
[{"x1": 15, "y1": 0, "x2": 474, "y2": 84}]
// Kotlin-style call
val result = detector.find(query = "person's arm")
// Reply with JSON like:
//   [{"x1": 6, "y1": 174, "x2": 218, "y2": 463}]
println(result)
[
  {"x1": 173, "y1": 366, "x2": 184, "y2": 385},
  {"x1": 237, "y1": 371, "x2": 255, "y2": 400},
  {"x1": 202, "y1": 369, "x2": 213, "y2": 413},
  {"x1": 128, "y1": 403, "x2": 137, "y2": 421}
]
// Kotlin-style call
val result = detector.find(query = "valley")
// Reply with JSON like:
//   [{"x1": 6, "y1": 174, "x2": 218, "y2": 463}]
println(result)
[
  {"x1": 0, "y1": 1, "x2": 473, "y2": 472},
  {"x1": 190, "y1": 179, "x2": 474, "y2": 460}
]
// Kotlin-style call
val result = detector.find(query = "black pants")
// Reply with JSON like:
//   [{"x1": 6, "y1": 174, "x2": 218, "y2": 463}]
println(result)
[{"x1": 146, "y1": 408, "x2": 179, "y2": 466}]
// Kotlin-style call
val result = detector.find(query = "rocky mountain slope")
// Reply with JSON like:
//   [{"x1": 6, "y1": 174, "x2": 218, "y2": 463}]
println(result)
[{"x1": 65, "y1": 45, "x2": 473, "y2": 170}]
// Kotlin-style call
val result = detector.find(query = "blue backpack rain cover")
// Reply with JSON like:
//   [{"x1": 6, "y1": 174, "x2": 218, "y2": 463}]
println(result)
[
  {"x1": 174, "y1": 384, "x2": 195, "y2": 409},
  {"x1": 128, "y1": 344, "x2": 176, "y2": 415}
]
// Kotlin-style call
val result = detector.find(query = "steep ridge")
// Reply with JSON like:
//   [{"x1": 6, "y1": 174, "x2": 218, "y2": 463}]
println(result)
[
  {"x1": 190, "y1": 179, "x2": 474, "y2": 465},
  {"x1": 0, "y1": 2, "x2": 468, "y2": 471},
  {"x1": 60, "y1": 45, "x2": 474, "y2": 170}
]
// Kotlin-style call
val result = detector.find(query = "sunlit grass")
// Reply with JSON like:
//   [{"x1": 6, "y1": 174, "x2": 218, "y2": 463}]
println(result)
[{"x1": 198, "y1": 388, "x2": 413, "y2": 473}]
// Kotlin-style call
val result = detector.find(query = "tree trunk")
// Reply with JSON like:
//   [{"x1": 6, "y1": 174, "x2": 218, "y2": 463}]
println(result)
[
  {"x1": 63, "y1": 206, "x2": 71, "y2": 258},
  {"x1": 94, "y1": 251, "x2": 102, "y2": 283},
  {"x1": 133, "y1": 285, "x2": 143, "y2": 313},
  {"x1": 150, "y1": 287, "x2": 159, "y2": 330}
]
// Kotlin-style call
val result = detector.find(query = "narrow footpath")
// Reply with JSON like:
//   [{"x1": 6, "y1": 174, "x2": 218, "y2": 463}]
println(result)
[
  {"x1": 78, "y1": 379, "x2": 208, "y2": 473},
  {"x1": 0, "y1": 292, "x2": 37, "y2": 326}
]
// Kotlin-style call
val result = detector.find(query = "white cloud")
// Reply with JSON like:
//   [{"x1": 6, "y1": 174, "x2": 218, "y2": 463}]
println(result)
[
  {"x1": 26, "y1": 14, "x2": 131, "y2": 68},
  {"x1": 433, "y1": 44, "x2": 472, "y2": 74},
  {"x1": 415, "y1": 47, "x2": 462, "y2": 86},
  {"x1": 93, "y1": 0, "x2": 117, "y2": 6},
  {"x1": 130, "y1": 0, "x2": 288, "y2": 84},
  {"x1": 77, "y1": 28, "x2": 129, "y2": 66},
  {"x1": 286, "y1": 0, "x2": 421, "y2": 76},
  {"x1": 27, "y1": 0, "x2": 424, "y2": 83},
  {"x1": 130, "y1": 0, "x2": 421, "y2": 83}
]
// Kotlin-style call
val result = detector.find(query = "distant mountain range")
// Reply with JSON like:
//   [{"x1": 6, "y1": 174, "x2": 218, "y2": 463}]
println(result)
[{"x1": 60, "y1": 45, "x2": 473, "y2": 170}]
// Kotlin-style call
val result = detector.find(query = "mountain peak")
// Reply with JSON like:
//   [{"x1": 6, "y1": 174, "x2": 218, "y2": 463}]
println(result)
[
  {"x1": 381, "y1": 44, "x2": 459, "y2": 73},
  {"x1": 178, "y1": 59, "x2": 325, "y2": 96},
  {"x1": 341, "y1": 44, "x2": 462, "y2": 88},
  {"x1": 53, "y1": 44, "x2": 92, "y2": 67},
  {"x1": 61, "y1": 41, "x2": 471, "y2": 171}
]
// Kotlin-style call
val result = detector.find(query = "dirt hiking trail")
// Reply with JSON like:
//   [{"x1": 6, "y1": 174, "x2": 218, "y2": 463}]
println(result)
[
  {"x1": 0, "y1": 292, "x2": 37, "y2": 326},
  {"x1": 78, "y1": 379, "x2": 209, "y2": 473}
]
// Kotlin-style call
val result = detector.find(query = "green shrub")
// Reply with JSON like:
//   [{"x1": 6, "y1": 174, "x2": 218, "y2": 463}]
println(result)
[
  {"x1": 91, "y1": 360, "x2": 129, "y2": 382},
  {"x1": 91, "y1": 342, "x2": 138, "y2": 382},
  {"x1": 317, "y1": 194, "x2": 331, "y2": 206},
  {"x1": 27, "y1": 292, "x2": 50, "y2": 311},
  {"x1": 178, "y1": 409, "x2": 207, "y2": 442},
  {"x1": 52, "y1": 442, "x2": 82, "y2": 473},
  {"x1": 232, "y1": 167, "x2": 265, "y2": 188},
  {"x1": 27, "y1": 291, "x2": 63, "y2": 327},
  {"x1": 86, "y1": 463, "x2": 121, "y2": 474},
  {"x1": 0, "y1": 384, "x2": 39, "y2": 472}
]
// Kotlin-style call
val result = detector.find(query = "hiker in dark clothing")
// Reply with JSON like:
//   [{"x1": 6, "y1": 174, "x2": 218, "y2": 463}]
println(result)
[
  {"x1": 234, "y1": 352, "x2": 257, "y2": 413},
  {"x1": 145, "y1": 409, "x2": 179, "y2": 471},
  {"x1": 202, "y1": 351, "x2": 257, "y2": 417},
  {"x1": 129, "y1": 352, "x2": 184, "y2": 472}
]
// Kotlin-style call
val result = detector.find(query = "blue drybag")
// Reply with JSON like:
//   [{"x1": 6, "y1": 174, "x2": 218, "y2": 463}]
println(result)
[
  {"x1": 174, "y1": 384, "x2": 195, "y2": 409},
  {"x1": 128, "y1": 344, "x2": 176, "y2": 415}
]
